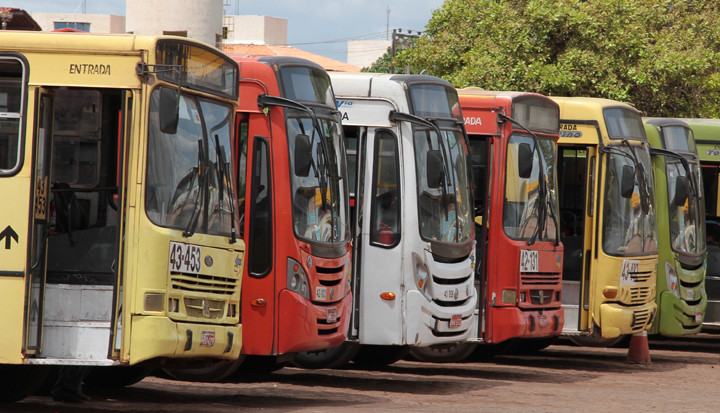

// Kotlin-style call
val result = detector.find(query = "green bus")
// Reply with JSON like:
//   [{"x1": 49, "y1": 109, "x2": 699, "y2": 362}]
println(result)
[
  {"x1": 644, "y1": 118, "x2": 706, "y2": 335},
  {"x1": 683, "y1": 118, "x2": 720, "y2": 328}
]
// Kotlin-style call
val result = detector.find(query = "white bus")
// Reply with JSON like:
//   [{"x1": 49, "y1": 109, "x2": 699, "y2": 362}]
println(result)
[{"x1": 294, "y1": 73, "x2": 476, "y2": 367}]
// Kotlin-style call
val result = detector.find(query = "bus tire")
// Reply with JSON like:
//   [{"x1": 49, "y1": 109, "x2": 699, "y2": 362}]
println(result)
[
  {"x1": 568, "y1": 334, "x2": 627, "y2": 348},
  {"x1": 292, "y1": 342, "x2": 361, "y2": 369},
  {"x1": 0, "y1": 365, "x2": 50, "y2": 402},
  {"x1": 162, "y1": 357, "x2": 245, "y2": 383},
  {"x1": 352, "y1": 345, "x2": 409, "y2": 366},
  {"x1": 85, "y1": 365, "x2": 153, "y2": 387},
  {"x1": 408, "y1": 342, "x2": 478, "y2": 363}
]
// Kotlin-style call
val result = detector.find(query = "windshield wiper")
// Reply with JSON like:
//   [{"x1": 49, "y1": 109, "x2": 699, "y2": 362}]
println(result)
[
  {"x1": 213, "y1": 134, "x2": 237, "y2": 244},
  {"x1": 259, "y1": 94, "x2": 338, "y2": 241},
  {"x1": 498, "y1": 113, "x2": 558, "y2": 246},
  {"x1": 183, "y1": 139, "x2": 207, "y2": 238}
]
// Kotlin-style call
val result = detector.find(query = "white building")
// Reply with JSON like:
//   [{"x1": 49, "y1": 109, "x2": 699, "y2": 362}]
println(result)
[
  {"x1": 126, "y1": 0, "x2": 224, "y2": 48},
  {"x1": 30, "y1": 13, "x2": 125, "y2": 34},
  {"x1": 347, "y1": 40, "x2": 391, "y2": 69},
  {"x1": 223, "y1": 15, "x2": 287, "y2": 45}
]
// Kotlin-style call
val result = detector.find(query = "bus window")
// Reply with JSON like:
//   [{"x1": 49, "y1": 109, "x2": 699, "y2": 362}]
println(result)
[
  {"x1": 0, "y1": 57, "x2": 24, "y2": 174},
  {"x1": 248, "y1": 137, "x2": 273, "y2": 276},
  {"x1": 370, "y1": 130, "x2": 400, "y2": 247},
  {"x1": 667, "y1": 161, "x2": 704, "y2": 254}
]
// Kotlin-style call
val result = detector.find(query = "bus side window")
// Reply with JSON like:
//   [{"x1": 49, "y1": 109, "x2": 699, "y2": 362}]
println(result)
[{"x1": 370, "y1": 130, "x2": 400, "y2": 247}]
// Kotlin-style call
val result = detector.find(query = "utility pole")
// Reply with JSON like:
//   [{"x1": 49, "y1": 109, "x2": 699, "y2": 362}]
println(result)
[{"x1": 390, "y1": 28, "x2": 421, "y2": 74}]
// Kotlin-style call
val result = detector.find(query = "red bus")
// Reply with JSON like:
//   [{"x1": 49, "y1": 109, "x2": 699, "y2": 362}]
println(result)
[
  {"x1": 165, "y1": 56, "x2": 352, "y2": 380},
  {"x1": 411, "y1": 90, "x2": 564, "y2": 361}
]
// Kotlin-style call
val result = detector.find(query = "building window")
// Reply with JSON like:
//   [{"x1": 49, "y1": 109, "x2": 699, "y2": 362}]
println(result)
[
  {"x1": 163, "y1": 30, "x2": 187, "y2": 37},
  {"x1": 53, "y1": 22, "x2": 90, "y2": 32}
]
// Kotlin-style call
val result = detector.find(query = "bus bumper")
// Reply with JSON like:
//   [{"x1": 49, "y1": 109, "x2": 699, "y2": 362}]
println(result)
[
  {"x1": 490, "y1": 307, "x2": 564, "y2": 343},
  {"x1": 277, "y1": 290, "x2": 352, "y2": 354},
  {"x1": 129, "y1": 316, "x2": 242, "y2": 364},
  {"x1": 405, "y1": 290, "x2": 476, "y2": 346},
  {"x1": 655, "y1": 290, "x2": 706, "y2": 336},
  {"x1": 598, "y1": 301, "x2": 658, "y2": 338}
]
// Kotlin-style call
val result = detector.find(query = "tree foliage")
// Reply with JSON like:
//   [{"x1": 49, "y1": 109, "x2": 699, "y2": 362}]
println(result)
[{"x1": 396, "y1": 0, "x2": 720, "y2": 117}]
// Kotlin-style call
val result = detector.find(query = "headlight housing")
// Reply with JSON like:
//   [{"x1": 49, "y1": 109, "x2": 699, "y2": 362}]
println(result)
[
  {"x1": 665, "y1": 260, "x2": 680, "y2": 298},
  {"x1": 287, "y1": 258, "x2": 310, "y2": 299}
]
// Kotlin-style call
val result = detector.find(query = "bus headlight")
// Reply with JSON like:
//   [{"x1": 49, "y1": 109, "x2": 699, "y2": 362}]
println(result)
[
  {"x1": 665, "y1": 261, "x2": 680, "y2": 298},
  {"x1": 287, "y1": 258, "x2": 310, "y2": 299},
  {"x1": 413, "y1": 256, "x2": 431, "y2": 301}
]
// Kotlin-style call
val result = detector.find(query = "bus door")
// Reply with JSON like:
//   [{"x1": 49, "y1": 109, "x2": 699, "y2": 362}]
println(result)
[
  {"x1": 357, "y1": 127, "x2": 403, "y2": 344},
  {"x1": 41, "y1": 87, "x2": 124, "y2": 360},
  {"x1": 24, "y1": 88, "x2": 54, "y2": 354},
  {"x1": 343, "y1": 124, "x2": 365, "y2": 339},
  {"x1": 236, "y1": 113, "x2": 276, "y2": 354},
  {"x1": 701, "y1": 163, "x2": 720, "y2": 323},
  {"x1": 558, "y1": 144, "x2": 596, "y2": 332},
  {"x1": 468, "y1": 133, "x2": 492, "y2": 337}
]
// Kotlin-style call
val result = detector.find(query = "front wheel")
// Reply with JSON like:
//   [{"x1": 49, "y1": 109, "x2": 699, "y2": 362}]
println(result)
[
  {"x1": 352, "y1": 345, "x2": 409, "y2": 367},
  {"x1": 568, "y1": 334, "x2": 627, "y2": 348},
  {"x1": 162, "y1": 357, "x2": 245, "y2": 382},
  {"x1": 0, "y1": 365, "x2": 50, "y2": 402},
  {"x1": 293, "y1": 342, "x2": 361, "y2": 369},
  {"x1": 408, "y1": 342, "x2": 478, "y2": 363}
]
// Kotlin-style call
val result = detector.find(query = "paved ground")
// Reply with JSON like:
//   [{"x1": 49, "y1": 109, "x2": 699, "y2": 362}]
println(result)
[{"x1": 7, "y1": 334, "x2": 720, "y2": 412}]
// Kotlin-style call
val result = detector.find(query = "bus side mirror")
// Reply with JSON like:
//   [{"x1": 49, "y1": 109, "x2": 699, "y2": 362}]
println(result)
[
  {"x1": 159, "y1": 87, "x2": 179, "y2": 134},
  {"x1": 621, "y1": 164, "x2": 635, "y2": 199},
  {"x1": 518, "y1": 143, "x2": 533, "y2": 179},
  {"x1": 426, "y1": 149, "x2": 443, "y2": 189},
  {"x1": 674, "y1": 175, "x2": 689, "y2": 207},
  {"x1": 294, "y1": 134, "x2": 312, "y2": 177}
]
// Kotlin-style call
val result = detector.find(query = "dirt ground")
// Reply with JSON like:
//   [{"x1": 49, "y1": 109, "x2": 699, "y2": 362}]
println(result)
[{"x1": 7, "y1": 334, "x2": 720, "y2": 413}]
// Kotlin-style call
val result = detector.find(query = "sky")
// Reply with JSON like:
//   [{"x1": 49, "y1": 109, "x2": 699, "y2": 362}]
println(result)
[{"x1": 10, "y1": 0, "x2": 446, "y2": 63}]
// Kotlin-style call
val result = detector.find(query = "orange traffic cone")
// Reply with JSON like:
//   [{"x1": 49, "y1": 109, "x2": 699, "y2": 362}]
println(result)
[{"x1": 626, "y1": 331, "x2": 651, "y2": 364}]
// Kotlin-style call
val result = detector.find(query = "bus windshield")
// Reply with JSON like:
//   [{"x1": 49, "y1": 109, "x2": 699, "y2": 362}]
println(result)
[
  {"x1": 414, "y1": 124, "x2": 473, "y2": 244},
  {"x1": 288, "y1": 114, "x2": 350, "y2": 244},
  {"x1": 145, "y1": 87, "x2": 237, "y2": 237},
  {"x1": 602, "y1": 144, "x2": 657, "y2": 255},
  {"x1": 503, "y1": 134, "x2": 558, "y2": 242},
  {"x1": 667, "y1": 159, "x2": 705, "y2": 255}
]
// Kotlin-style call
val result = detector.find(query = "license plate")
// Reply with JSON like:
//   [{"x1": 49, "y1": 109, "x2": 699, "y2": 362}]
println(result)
[
  {"x1": 449, "y1": 314, "x2": 462, "y2": 328},
  {"x1": 316, "y1": 286, "x2": 328, "y2": 301},
  {"x1": 520, "y1": 250, "x2": 538, "y2": 273},
  {"x1": 200, "y1": 331, "x2": 215, "y2": 347},
  {"x1": 696, "y1": 312, "x2": 703, "y2": 323},
  {"x1": 169, "y1": 242, "x2": 201, "y2": 274},
  {"x1": 326, "y1": 307, "x2": 338, "y2": 323},
  {"x1": 687, "y1": 289, "x2": 696, "y2": 300},
  {"x1": 538, "y1": 314, "x2": 548, "y2": 328}
]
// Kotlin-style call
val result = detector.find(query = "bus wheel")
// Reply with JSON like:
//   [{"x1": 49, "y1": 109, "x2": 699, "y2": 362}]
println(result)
[
  {"x1": 85, "y1": 365, "x2": 154, "y2": 387},
  {"x1": 507, "y1": 337, "x2": 558, "y2": 354},
  {"x1": 292, "y1": 342, "x2": 361, "y2": 369},
  {"x1": 568, "y1": 334, "x2": 627, "y2": 348},
  {"x1": 352, "y1": 345, "x2": 410, "y2": 367},
  {"x1": 408, "y1": 342, "x2": 478, "y2": 363},
  {"x1": 0, "y1": 365, "x2": 50, "y2": 402},
  {"x1": 162, "y1": 357, "x2": 245, "y2": 383}
]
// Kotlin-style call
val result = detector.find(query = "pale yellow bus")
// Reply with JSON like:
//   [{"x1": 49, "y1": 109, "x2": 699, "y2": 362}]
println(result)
[
  {"x1": 0, "y1": 31, "x2": 243, "y2": 401},
  {"x1": 553, "y1": 97, "x2": 658, "y2": 344}
]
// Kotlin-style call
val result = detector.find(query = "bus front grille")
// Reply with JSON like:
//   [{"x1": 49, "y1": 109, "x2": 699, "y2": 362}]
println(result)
[
  {"x1": 184, "y1": 298, "x2": 225, "y2": 319},
  {"x1": 521, "y1": 272, "x2": 562, "y2": 286},
  {"x1": 170, "y1": 272, "x2": 238, "y2": 295},
  {"x1": 628, "y1": 286, "x2": 653, "y2": 304},
  {"x1": 631, "y1": 307, "x2": 652, "y2": 329}
]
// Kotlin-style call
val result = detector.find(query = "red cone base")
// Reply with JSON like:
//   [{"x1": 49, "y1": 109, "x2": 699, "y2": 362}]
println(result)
[{"x1": 626, "y1": 331, "x2": 651, "y2": 364}]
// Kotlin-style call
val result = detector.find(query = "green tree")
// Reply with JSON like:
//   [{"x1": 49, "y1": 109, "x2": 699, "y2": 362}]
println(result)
[
  {"x1": 397, "y1": 0, "x2": 720, "y2": 117},
  {"x1": 362, "y1": 47, "x2": 393, "y2": 73}
]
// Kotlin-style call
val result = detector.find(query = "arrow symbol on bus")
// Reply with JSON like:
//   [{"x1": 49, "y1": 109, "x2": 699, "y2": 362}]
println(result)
[{"x1": 0, "y1": 226, "x2": 19, "y2": 249}]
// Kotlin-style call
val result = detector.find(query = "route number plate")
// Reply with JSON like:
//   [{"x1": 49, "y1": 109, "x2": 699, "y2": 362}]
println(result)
[
  {"x1": 520, "y1": 250, "x2": 538, "y2": 273},
  {"x1": 169, "y1": 242, "x2": 201, "y2": 274}
]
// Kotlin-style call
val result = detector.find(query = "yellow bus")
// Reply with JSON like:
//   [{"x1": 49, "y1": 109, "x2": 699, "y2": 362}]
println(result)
[
  {"x1": 553, "y1": 97, "x2": 658, "y2": 344},
  {"x1": 0, "y1": 31, "x2": 243, "y2": 401}
]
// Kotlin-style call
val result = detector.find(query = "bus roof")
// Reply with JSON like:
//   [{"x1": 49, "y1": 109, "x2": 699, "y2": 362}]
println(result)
[
  {"x1": 0, "y1": 30, "x2": 208, "y2": 54},
  {"x1": 678, "y1": 118, "x2": 720, "y2": 143},
  {"x1": 551, "y1": 96, "x2": 644, "y2": 145}
]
